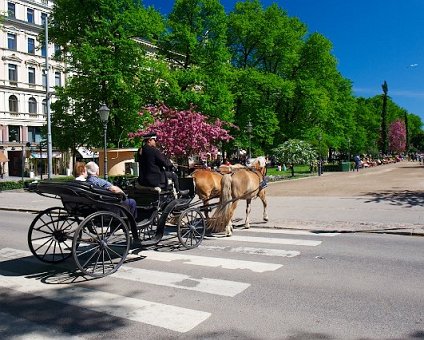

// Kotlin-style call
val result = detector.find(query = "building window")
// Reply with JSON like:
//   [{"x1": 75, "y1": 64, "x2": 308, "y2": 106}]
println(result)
[
  {"x1": 27, "y1": 8, "x2": 34, "y2": 23},
  {"x1": 42, "y1": 71, "x2": 47, "y2": 87},
  {"x1": 8, "y1": 33, "x2": 17, "y2": 50},
  {"x1": 28, "y1": 126, "x2": 42, "y2": 143},
  {"x1": 8, "y1": 2, "x2": 15, "y2": 18},
  {"x1": 28, "y1": 67, "x2": 35, "y2": 84},
  {"x1": 41, "y1": 12, "x2": 47, "y2": 26},
  {"x1": 29, "y1": 97, "x2": 37, "y2": 114},
  {"x1": 55, "y1": 72, "x2": 62, "y2": 87},
  {"x1": 8, "y1": 64, "x2": 17, "y2": 82},
  {"x1": 41, "y1": 45, "x2": 46, "y2": 57},
  {"x1": 9, "y1": 125, "x2": 20, "y2": 142},
  {"x1": 28, "y1": 38, "x2": 35, "y2": 54},
  {"x1": 9, "y1": 95, "x2": 18, "y2": 113},
  {"x1": 54, "y1": 44, "x2": 61, "y2": 56},
  {"x1": 42, "y1": 99, "x2": 47, "y2": 115}
]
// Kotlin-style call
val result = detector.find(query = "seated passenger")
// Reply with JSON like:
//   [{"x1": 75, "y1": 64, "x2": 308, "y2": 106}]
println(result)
[
  {"x1": 137, "y1": 132, "x2": 187, "y2": 196},
  {"x1": 74, "y1": 161, "x2": 87, "y2": 181},
  {"x1": 85, "y1": 161, "x2": 137, "y2": 219}
]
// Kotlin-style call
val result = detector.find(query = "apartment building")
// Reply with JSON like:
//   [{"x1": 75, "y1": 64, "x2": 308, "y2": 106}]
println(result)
[{"x1": 0, "y1": 0, "x2": 65, "y2": 178}]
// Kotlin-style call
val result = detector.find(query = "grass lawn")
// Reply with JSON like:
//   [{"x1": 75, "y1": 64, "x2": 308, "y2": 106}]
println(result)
[{"x1": 266, "y1": 164, "x2": 316, "y2": 179}]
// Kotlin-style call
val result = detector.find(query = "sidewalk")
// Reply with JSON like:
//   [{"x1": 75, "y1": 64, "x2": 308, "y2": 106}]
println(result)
[{"x1": 1, "y1": 161, "x2": 424, "y2": 236}]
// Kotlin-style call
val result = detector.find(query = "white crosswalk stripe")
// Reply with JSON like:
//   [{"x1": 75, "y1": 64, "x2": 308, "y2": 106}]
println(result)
[
  {"x1": 244, "y1": 228, "x2": 339, "y2": 237},
  {"x1": 212, "y1": 235, "x2": 322, "y2": 246},
  {"x1": 113, "y1": 265, "x2": 250, "y2": 297},
  {"x1": 200, "y1": 245, "x2": 300, "y2": 258},
  {"x1": 139, "y1": 250, "x2": 283, "y2": 272}
]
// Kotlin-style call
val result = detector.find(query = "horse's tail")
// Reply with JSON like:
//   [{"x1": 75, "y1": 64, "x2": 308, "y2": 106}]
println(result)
[{"x1": 208, "y1": 174, "x2": 233, "y2": 232}]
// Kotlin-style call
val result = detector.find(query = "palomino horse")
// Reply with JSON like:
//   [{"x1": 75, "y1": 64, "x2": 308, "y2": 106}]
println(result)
[
  {"x1": 192, "y1": 169, "x2": 223, "y2": 212},
  {"x1": 192, "y1": 164, "x2": 249, "y2": 208},
  {"x1": 208, "y1": 157, "x2": 268, "y2": 236}
]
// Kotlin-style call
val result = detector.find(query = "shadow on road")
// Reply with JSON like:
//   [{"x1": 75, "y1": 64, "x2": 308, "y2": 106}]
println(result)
[{"x1": 363, "y1": 190, "x2": 424, "y2": 207}]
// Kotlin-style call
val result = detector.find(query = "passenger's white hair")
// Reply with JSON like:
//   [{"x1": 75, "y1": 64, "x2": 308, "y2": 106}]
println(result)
[{"x1": 86, "y1": 161, "x2": 99, "y2": 176}]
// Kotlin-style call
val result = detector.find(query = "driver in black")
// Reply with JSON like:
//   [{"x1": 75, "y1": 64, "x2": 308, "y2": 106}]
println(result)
[{"x1": 137, "y1": 132, "x2": 187, "y2": 196}]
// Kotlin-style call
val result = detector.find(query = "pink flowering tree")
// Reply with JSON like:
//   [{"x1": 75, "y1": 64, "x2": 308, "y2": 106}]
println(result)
[
  {"x1": 388, "y1": 119, "x2": 407, "y2": 153},
  {"x1": 129, "y1": 103, "x2": 234, "y2": 167}
]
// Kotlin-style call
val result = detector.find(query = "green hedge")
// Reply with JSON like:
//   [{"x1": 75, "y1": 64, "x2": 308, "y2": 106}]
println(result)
[
  {"x1": 323, "y1": 162, "x2": 354, "y2": 172},
  {"x1": 0, "y1": 176, "x2": 75, "y2": 191}
]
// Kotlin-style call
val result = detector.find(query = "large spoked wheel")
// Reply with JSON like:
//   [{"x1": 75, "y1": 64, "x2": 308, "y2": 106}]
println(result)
[
  {"x1": 28, "y1": 207, "x2": 79, "y2": 263},
  {"x1": 177, "y1": 208, "x2": 205, "y2": 249},
  {"x1": 72, "y1": 211, "x2": 130, "y2": 278},
  {"x1": 139, "y1": 210, "x2": 159, "y2": 242}
]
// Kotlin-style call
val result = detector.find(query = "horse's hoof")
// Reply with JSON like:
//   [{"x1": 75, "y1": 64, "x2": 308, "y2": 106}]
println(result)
[{"x1": 263, "y1": 218, "x2": 269, "y2": 222}]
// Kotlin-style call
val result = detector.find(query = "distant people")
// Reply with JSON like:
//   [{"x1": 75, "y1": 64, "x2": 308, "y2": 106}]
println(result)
[
  {"x1": 354, "y1": 155, "x2": 361, "y2": 172},
  {"x1": 85, "y1": 161, "x2": 137, "y2": 219},
  {"x1": 137, "y1": 132, "x2": 185, "y2": 195},
  {"x1": 74, "y1": 162, "x2": 87, "y2": 181}
]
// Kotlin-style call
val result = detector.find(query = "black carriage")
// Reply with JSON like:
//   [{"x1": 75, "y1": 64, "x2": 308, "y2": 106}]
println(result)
[{"x1": 27, "y1": 179, "x2": 205, "y2": 277}]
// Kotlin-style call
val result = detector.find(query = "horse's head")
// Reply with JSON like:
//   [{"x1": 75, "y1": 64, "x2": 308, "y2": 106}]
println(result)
[{"x1": 250, "y1": 156, "x2": 267, "y2": 177}]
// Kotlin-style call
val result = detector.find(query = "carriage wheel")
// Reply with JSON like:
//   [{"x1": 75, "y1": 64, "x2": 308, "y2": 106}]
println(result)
[
  {"x1": 139, "y1": 210, "x2": 159, "y2": 242},
  {"x1": 28, "y1": 207, "x2": 79, "y2": 263},
  {"x1": 177, "y1": 208, "x2": 205, "y2": 249},
  {"x1": 72, "y1": 211, "x2": 130, "y2": 278}
]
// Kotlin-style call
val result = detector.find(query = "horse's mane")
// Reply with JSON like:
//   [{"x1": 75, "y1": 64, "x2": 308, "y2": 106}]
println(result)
[{"x1": 250, "y1": 156, "x2": 266, "y2": 168}]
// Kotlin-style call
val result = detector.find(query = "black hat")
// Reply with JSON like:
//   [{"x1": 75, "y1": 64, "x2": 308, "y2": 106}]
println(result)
[{"x1": 142, "y1": 132, "x2": 157, "y2": 140}]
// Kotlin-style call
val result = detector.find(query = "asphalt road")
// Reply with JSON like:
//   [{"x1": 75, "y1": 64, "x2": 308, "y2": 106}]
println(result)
[{"x1": 0, "y1": 210, "x2": 423, "y2": 339}]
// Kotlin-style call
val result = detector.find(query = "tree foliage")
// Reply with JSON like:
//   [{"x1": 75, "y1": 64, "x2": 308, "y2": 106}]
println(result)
[
  {"x1": 48, "y1": 0, "x2": 165, "y2": 149},
  {"x1": 388, "y1": 119, "x2": 406, "y2": 153},
  {"x1": 45, "y1": 0, "x2": 424, "y2": 159},
  {"x1": 128, "y1": 104, "x2": 233, "y2": 163},
  {"x1": 272, "y1": 139, "x2": 317, "y2": 165}
]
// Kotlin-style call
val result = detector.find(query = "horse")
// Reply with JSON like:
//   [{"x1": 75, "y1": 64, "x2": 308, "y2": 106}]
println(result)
[
  {"x1": 208, "y1": 156, "x2": 268, "y2": 236},
  {"x1": 192, "y1": 169, "x2": 223, "y2": 218}
]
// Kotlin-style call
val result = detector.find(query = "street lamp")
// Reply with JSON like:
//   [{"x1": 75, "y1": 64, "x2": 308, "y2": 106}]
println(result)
[
  {"x1": 348, "y1": 137, "x2": 351, "y2": 171},
  {"x1": 318, "y1": 133, "x2": 322, "y2": 176},
  {"x1": 98, "y1": 103, "x2": 110, "y2": 180},
  {"x1": 247, "y1": 120, "x2": 253, "y2": 160}
]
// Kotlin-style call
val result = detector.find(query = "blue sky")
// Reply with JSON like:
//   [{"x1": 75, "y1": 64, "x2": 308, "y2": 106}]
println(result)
[{"x1": 143, "y1": 0, "x2": 424, "y2": 121}]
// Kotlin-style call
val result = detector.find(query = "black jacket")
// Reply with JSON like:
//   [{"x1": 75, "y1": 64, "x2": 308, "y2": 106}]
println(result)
[{"x1": 137, "y1": 145, "x2": 173, "y2": 187}]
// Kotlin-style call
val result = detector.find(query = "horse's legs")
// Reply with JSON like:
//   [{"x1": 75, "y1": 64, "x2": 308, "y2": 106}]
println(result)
[
  {"x1": 225, "y1": 201, "x2": 238, "y2": 236},
  {"x1": 259, "y1": 190, "x2": 268, "y2": 221},
  {"x1": 202, "y1": 198, "x2": 209, "y2": 220},
  {"x1": 244, "y1": 198, "x2": 252, "y2": 229}
]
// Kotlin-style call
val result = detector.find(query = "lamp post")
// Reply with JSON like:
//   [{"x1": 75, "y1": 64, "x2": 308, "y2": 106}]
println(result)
[
  {"x1": 98, "y1": 104, "x2": 110, "y2": 180},
  {"x1": 247, "y1": 120, "x2": 253, "y2": 160},
  {"x1": 318, "y1": 133, "x2": 322, "y2": 176},
  {"x1": 348, "y1": 137, "x2": 351, "y2": 171}
]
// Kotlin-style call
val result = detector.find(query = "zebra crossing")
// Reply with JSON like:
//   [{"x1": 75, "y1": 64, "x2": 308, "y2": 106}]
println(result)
[{"x1": 0, "y1": 228, "x2": 338, "y2": 336}]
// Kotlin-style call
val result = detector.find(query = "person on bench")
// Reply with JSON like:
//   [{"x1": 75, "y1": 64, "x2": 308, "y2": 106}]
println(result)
[
  {"x1": 137, "y1": 132, "x2": 188, "y2": 196},
  {"x1": 85, "y1": 161, "x2": 137, "y2": 219}
]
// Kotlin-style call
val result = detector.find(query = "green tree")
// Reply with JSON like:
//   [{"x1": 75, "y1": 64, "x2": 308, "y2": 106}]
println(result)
[
  {"x1": 158, "y1": 0, "x2": 234, "y2": 123},
  {"x1": 272, "y1": 139, "x2": 317, "y2": 177},
  {"x1": 48, "y1": 0, "x2": 165, "y2": 149},
  {"x1": 230, "y1": 68, "x2": 282, "y2": 155}
]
